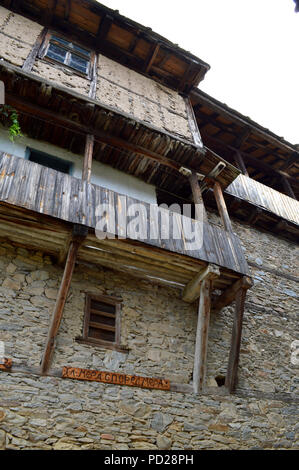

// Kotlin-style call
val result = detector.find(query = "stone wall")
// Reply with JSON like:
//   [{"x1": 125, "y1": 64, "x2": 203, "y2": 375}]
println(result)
[{"x1": 0, "y1": 211, "x2": 298, "y2": 450}]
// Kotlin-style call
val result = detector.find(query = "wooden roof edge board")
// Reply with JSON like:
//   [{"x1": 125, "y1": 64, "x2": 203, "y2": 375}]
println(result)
[
  {"x1": 4, "y1": 0, "x2": 210, "y2": 90},
  {"x1": 191, "y1": 88, "x2": 299, "y2": 156},
  {"x1": 0, "y1": 61, "x2": 204, "y2": 153}
]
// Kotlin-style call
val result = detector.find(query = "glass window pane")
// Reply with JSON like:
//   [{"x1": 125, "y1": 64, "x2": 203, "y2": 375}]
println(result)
[
  {"x1": 51, "y1": 35, "x2": 70, "y2": 47},
  {"x1": 69, "y1": 54, "x2": 89, "y2": 73},
  {"x1": 46, "y1": 43, "x2": 67, "y2": 64},
  {"x1": 72, "y1": 44, "x2": 90, "y2": 58}
]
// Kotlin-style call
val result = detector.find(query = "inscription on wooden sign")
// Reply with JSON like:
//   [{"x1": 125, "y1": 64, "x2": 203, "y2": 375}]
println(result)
[
  {"x1": 0, "y1": 358, "x2": 12, "y2": 371},
  {"x1": 62, "y1": 366, "x2": 170, "y2": 391}
]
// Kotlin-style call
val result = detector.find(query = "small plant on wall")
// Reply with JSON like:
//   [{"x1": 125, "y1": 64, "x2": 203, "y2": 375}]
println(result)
[{"x1": 0, "y1": 104, "x2": 23, "y2": 142}]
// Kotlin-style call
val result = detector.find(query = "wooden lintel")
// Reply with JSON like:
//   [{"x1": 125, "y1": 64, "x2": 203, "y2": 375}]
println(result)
[
  {"x1": 225, "y1": 286, "x2": 247, "y2": 393},
  {"x1": 193, "y1": 277, "x2": 212, "y2": 393},
  {"x1": 213, "y1": 181, "x2": 233, "y2": 232},
  {"x1": 40, "y1": 225, "x2": 88, "y2": 374},
  {"x1": 82, "y1": 134, "x2": 94, "y2": 182},
  {"x1": 212, "y1": 275, "x2": 253, "y2": 314},
  {"x1": 183, "y1": 264, "x2": 220, "y2": 303}
]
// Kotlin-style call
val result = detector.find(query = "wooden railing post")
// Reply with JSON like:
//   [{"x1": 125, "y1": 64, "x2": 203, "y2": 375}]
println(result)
[
  {"x1": 82, "y1": 134, "x2": 94, "y2": 183},
  {"x1": 213, "y1": 181, "x2": 233, "y2": 232}
]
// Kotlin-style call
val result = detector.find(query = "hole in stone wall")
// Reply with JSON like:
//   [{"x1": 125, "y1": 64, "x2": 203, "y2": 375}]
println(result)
[{"x1": 215, "y1": 375, "x2": 226, "y2": 387}]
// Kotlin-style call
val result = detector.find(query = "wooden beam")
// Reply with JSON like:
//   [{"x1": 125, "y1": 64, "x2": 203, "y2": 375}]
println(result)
[
  {"x1": 202, "y1": 133, "x2": 299, "y2": 187},
  {"x1": 248, "y1": 207, "x2": 262, "y2": 225},
  {"x1": 212, "y1": 275, "x2": 252, "y2": 314},
  {"x1": 41, "y1": 0, "x2": 57, "y2": 26},
  {"x1": 40, "y1": 225, "x2": 88, "y2": 374},
  {"x1": 144, "y1": 44, "x2": 160, "y2": 73},
  {"x1": 279, "y1": 153, "x2": 298, "y2": 171},
  {"x1": 6, "y1": 93, "x2": 199, "y2": 175},
  {"x1": 234, "y1": 150, "x2": 249, "y2": 176},
  {"x1": 193, "y1": 277, "x2": 212, "y2": 393},
  {"x1": 189, "y1": 171, "x2": 208, "y2": 222},
  {"x1": 82, "y1": 134, "x2": 94, "y2": 182},
  {"x1": 213, "y1": 181, "x2": 233, "y2": 232},
  {"x1": 96, "y1": 13, "x2": 113, "y2": 41},
  {"x1": 225, "y1": 286, "x2": 247, "y2": 393},
  {"x1": 183, "y1": 264, "x2": 220, "y2": 303},
  {"x1": 281, "y1": 175, "x2": 296, "y2": 200},
  {"x1": 22, "y1": 28, "x2": 48, "y2": 72}
]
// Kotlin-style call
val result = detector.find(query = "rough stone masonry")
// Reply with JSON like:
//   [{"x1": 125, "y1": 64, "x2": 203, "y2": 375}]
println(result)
[{"x1": 0, "y1": 211, "x2": 298, "y2": 450}]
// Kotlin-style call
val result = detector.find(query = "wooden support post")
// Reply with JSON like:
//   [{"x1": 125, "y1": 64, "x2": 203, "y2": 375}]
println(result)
[
  {"x1": 193, "y1": 279, "x2": 212, "y2": 394},
  {"x1": 191, "y1": 264, "x2": 220, "y2": 394},
  {"x1": 189, "y1": 171, "x2": 207, "y2": 222},
  {"x1": 281, "y1": 175, "x2": 296, "y2": 200},
  {"x1": 234, "y1": 150, "x2": 249, "y2": 176},
  {"x1": 40, "y1": 225, "x2": 88, "y2": 374},
  {"x1": 225, "y1": 285, "x2": 248, "y2": 393},
  {"x1": 82, "y1": 134, "x2": 94, "y2": 183},
  {"x1": 213, "y1": 181, "x2": 233, "y2": 232}
]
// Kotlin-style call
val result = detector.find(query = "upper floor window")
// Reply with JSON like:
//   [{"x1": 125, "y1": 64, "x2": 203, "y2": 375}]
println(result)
[
  {"x1": 41, "y1": 34, "x2": 92, "y2": 76},
  {"x1": 27, "y1": 148, "x2": 73, "y2": 175}
]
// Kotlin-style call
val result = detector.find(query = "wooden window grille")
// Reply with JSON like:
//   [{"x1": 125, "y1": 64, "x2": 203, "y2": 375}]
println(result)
[{"x1": 82, "y1": 294, "x2": 122, "y2": 349}]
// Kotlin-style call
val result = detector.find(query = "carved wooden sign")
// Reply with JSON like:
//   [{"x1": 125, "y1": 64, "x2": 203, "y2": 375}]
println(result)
[
  {"x1": 62, "y1": 366, "x2": 170, "y2": 391},
  {"x1": 0, "y1": 358, "x2": 12, "y2": 371}
]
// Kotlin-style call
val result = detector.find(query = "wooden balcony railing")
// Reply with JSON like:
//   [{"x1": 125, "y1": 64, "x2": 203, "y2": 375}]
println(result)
[
  {"x1": 226, "y1": 174, "x2": 299, "y2": 226},
  {"x1": 0, "y1": 152, "x2": 248, "y2": 275}
]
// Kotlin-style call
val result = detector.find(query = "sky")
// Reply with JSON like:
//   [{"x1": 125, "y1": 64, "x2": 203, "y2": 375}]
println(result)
[{"x1": 99, "y1": 0, "x2": 299, "y2": 145}]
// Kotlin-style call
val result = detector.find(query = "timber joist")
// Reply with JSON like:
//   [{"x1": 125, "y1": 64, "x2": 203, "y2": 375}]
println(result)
[{"x1": 0, "y1": 201, "x2": 247, "y2": 295}]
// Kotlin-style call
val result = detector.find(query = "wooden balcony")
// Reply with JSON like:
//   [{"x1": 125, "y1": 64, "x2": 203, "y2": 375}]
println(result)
[
  {"x1": 0, "y1": 152, "x2": 248, "y2": 282},
  {"x1": 226, "y1": 174, "x2": 299, "y2": 226}
]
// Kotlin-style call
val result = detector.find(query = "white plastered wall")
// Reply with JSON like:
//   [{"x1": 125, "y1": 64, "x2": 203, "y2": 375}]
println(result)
[{"x1": 0, "y1": 128, "x2": 157, "y2": 204}]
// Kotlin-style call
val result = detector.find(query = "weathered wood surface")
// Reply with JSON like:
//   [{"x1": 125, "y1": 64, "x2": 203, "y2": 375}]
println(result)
[
  {"x1": 0, "y1": 153, "x2": 249, "y2": 275},
  {"x1": 0, "y1": 358, "x2": 12, "y2": 371},
  {"x1": 226, "y1": 174, "x2": 299, "y2": 226},
  {"x1": 62, "y1": 366, "x2": 170, "y2": 391},
  {"x1": 40, "y1": 227, "x2": 87, "y2": 374}
]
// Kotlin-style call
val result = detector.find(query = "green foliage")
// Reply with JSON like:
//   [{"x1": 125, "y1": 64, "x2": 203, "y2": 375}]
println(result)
[{"x1": 0, "y1": 104, "x2": 23, "y2": 142}]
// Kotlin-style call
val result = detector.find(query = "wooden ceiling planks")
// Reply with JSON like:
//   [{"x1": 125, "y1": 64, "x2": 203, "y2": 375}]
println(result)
[
  {"x1": 0, "y1": 62, "x2": 239, "y2": 197},
  {"x1": 5, "y1": 0, "x2": 210, "y2": 93}
]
